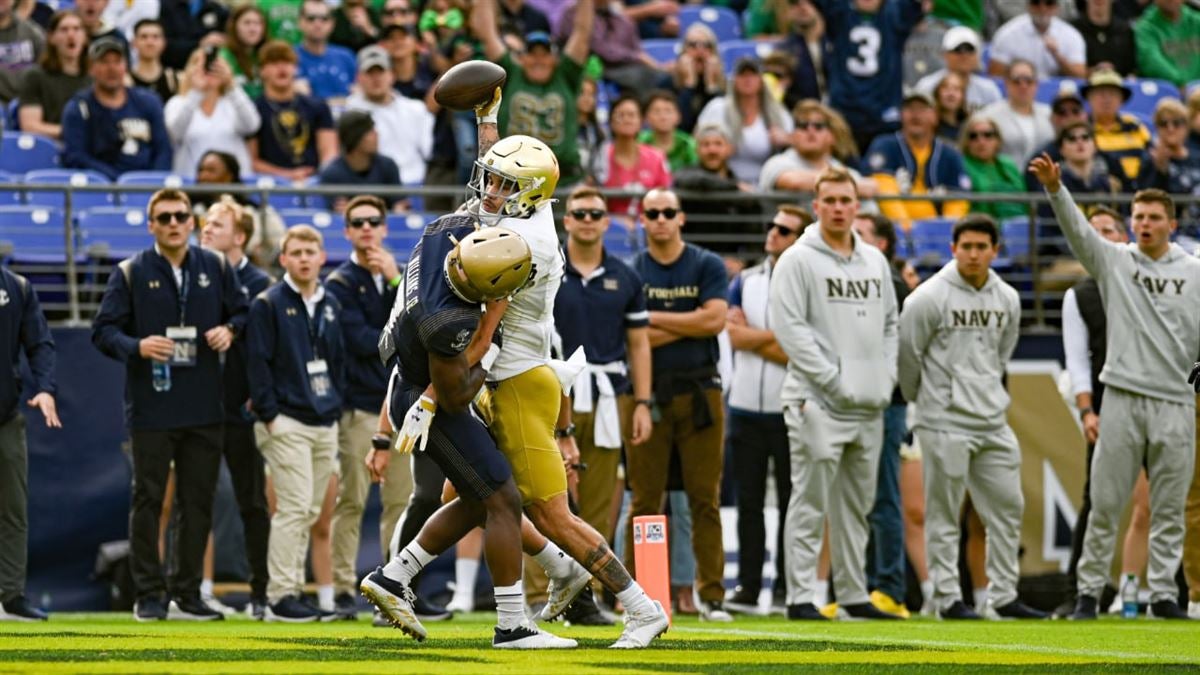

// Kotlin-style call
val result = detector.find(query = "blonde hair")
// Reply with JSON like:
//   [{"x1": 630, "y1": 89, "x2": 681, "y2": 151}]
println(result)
[
  {"x1": 280, "y1": 224, "x2": 324, "y2": 252},
  {"x1": 206, "y1": 197, "x2": 252, "y2": 241},
  {"x1": 1154, "y1": 97, "x2": 1188, "y2": 125},
  {"x1": 791, "y1": 98, "x2": 858, "y2": 160},
  {"x1": 958, "y1": 113, "x2": 1003, "y2": 156},
  {"x1": 147, "y1": 188, "x2": 191, "y2": 217}
]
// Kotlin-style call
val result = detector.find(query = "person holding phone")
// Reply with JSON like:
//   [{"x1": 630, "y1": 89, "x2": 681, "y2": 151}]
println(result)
[{"x1": 164, "y1": 44, "x2": 262, "y2": 179}]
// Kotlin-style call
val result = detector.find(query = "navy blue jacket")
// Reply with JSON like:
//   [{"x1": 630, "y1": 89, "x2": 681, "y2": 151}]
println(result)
[
  {"x1": 0, "y1": 270, "x2": 55, "y2": 424},
  {"x1": 61, "y1": 87, "x2": 173, "y2": 180},
  {"x1": 325, "y1": 259, "x2": 397, "y2": 413},
  {"x1": 222, "y1": 259, "x2": 273, "y2": 425},
  {"x1": 92, "y1": 245, "x2": 248, "y2": 430},
  {"x1": 246, "y1": 280, "x2": 347, "y2": 427}
]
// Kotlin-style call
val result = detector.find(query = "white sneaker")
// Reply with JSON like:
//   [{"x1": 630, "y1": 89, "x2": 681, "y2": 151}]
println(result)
[
  {"x1": 610, "y1": 600, "x2": 669, "y2": 649},
  {"x1": 202, "y1": 593, "x2": 236, "y2": 616},
  {"x1": 446, "y1": 594, "x2": 475, "y2": 614},
  {"x1": 698, "y1": 599, "x2": 733, "y2": 623},
  {"x1": 493, "y1": 621, "x2": 578, "y2": 649},
  {"x1": 359, "y1": 568, "x2": 427, "y2": 641},
  {"x1": 539, "y1": 561, "x2": 592, "y2": 622},
  {"x1": 1190, "y1": 601, "x2": 1200, "y2": 619},
  {"x1": 1107, "y1": 595, "x2": 1123, "y2": 615}
]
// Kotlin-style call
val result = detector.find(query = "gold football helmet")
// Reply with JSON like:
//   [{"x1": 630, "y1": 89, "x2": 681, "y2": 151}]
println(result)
[
  {"x1": 444, "y1": 226, "x2": 533, "y2": 303},
  {"x1": 468, "y1": 135, "x2": 560, "y2": 224}
]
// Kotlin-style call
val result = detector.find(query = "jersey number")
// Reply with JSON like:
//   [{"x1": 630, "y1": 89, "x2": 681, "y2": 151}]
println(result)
[{"x1": 847, "y1": 25, "x2": 881, "y2": 78}]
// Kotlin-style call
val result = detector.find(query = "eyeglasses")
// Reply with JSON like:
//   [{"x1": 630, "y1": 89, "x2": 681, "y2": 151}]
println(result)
[
  {"x1": 643, "y1": 208, "x2": 679, "y2": 221},
  {"x1": 1054, "y1": 105, "x2": 1083, "y2": 116},
  {"x1": 569, "y1": 208, "x2": 606, "y2": 221},
  {"x1": 1008, "y1": 76, "x2": 1036, "y2": 85},
  {"x1": 949, "y1": 44, "x2": 976, "y2": 54},
  {"x1": 1064, "y1": 133, "x2": 1092, "y2": 143},
  {"x1": 968, "y1": 130, "x2": 997, "y2": 140},
  {"x1": 304, "y1": 13, "x2": 331, "y2": 22},
  {"x1": 1157, "y1": 118, "x2": 1187, "y2": 129},
  {"x1": 348, "y1": 215, "x2": 384, "y2": 228},
  {"x1": 771, "y1": 223, "x2": 797, "y2": 237},
  {"x1": 153, "y1": 211, "x2": 190, "y2": 225},
  {"x1": 796, "y1": 120, "x2": 828, "y2": 131},
  {"x1": 685, "y1": 40, "x2": 714, "y2": 49}
]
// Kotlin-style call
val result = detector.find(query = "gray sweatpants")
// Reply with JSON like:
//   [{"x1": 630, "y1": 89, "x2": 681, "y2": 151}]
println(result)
[
  {"x1": 917, "y1": 425, "x2": 1023, "y2": 611},
  {"x1": 1078, "y1": 387, "x2": 1195, "y2": 603},
  {"x1": 0, "y1": 414, "x2": 28, "y2": 600},
  {"x1": 783, "y1": 402, "x2": 882, "y2": 606}
]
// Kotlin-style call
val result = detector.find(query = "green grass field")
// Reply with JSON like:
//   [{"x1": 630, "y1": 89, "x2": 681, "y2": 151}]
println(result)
[{"x1": 3, "y1": 613, "x2": 1200, "y2": 674}]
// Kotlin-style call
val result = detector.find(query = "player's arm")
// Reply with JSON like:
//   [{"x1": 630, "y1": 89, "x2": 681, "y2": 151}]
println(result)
[
  {"x1": 897, "y1": 289, "x2": 936, "y2": 403},
  {"x1": 649, "y1": 299, "x2": 728, "y2": 338},
  {"x1": 428, "y1": 350, "x2": 486, "y2": 414}
]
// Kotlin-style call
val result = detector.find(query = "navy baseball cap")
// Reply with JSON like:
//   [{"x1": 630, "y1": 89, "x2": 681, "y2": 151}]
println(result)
[{"x1": 525, "y1": 31, "x2": 553, "y2": 50}]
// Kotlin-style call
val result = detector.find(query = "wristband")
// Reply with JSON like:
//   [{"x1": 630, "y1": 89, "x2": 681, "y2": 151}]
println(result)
[
  {"x1": 554, "y1": 424, "x2": 575, "y2": 439},
  {"x1": 476, "y1": 112, "x2": 498, "y2": 125},
  {"x1": 371, "y1": 433, "x2": 392, "y2": 450},
  {"x1": 388, "y1": 275, "x2": 402, "y2": 289},
  {"x1": 1078, "y1": 407, "x2": 1094, "y2": 421},
  {"x1": 634, "y1": 398, "x2": 653, "y2": 409}
]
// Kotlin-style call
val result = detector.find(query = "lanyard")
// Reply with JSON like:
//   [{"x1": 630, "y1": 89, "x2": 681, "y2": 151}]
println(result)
[
  {"x1": 177, "y1": 268, "x2": 189, "y2": 326},
  {"x1": 305, "y1": 297, "x2": 326, "y2": 360}
]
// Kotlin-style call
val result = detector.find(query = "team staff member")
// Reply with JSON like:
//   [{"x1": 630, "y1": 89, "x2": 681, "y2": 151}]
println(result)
[
  {"x1": 0, "y1": 268, "x2": 59, "y2": 622},
  {"x1": 898, "y1": 214, "x2": 1046, "y2": 621},
  {"x1": 1032, "y1": 154, "x2": 1199, "y2": 620},
  {"x1": 199, "y1": 198, "x2": 274, "y2": 619},
  {"x1": 326, "y1": 195, "x2": 414, "y2": 620},
  {"x1": 628, "y1": 188, "x2": 733, "y2": 623},
  {"x1": 770, "y1": 167, "x2": 900, "y2": 621},
  {"x1": 93, "y1": 188, "x2": 248, "y2": 622},
  {"x1": 247, "y1": 225, "x2": 348, "y2": 623}
]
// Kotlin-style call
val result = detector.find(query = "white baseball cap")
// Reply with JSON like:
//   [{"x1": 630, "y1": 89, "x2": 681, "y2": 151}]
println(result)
[{"x1": 942, "y1": 26, "x2": 982, "y2": 53}]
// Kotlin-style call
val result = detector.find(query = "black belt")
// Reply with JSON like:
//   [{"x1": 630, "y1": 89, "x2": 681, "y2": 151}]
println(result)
[{"x1": 653, "y1": 366, "x2": 720, "y2": 431}]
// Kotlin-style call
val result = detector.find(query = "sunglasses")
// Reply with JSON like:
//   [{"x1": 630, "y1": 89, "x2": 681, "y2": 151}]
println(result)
[
  {"x1": 968, "y1": 130, "x2": 997, "y2": 140},
  {"x1": 685, "y1": 40, "x2": 714, "y2": 49},
  {"x1": 384, "y1": 6, "x2": 414, "y2": 14},
  {"x1": 1009, "y1": 76, "x2": 1036, "y2": 85},
  {"x1": 1030, "y1": 0, "x2": 1057, "y2": 5},
  {"x1": 569, "y1": 208, "x2": 606, "y2": 221},
  {"x1": 1054, "y1": 104, "x2": 1083, "y2": 116},
  {"x1": 771, "y1": 223, "x2": 797, "y2": 237},
  {"x1": 797, "y1": 120, "x2": 828, "y2": 131},
  {"x1": 1064, "y1": 133, "x2": 1092, "y2": 143},
  {"x1": 1157, "y1": 118, "x2": 1187, "y2": 129},
  {"x1": 949, "y1": 44, "x2": 976, "y2": 54},
  {"x1": 348, "y1": 215, "x2": 384, "y2": 228},
  {"x1": 643, "y1": 208, "x2": 679, "y2": 221},
  {"x1": 304, "y1": 13, "x2": 331, "y2": 22},
  {"x1": 154, "y1": 211, "x2": 190, "y2": 225}
]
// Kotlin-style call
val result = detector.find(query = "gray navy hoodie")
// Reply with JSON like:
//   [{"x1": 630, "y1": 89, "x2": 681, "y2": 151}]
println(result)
[
  {"x1": 899, "y1": 261, "x2": 1021, "y2": 433},
  {"x1": 769, "y1": 225, "x2": 898, "y2": 421}
]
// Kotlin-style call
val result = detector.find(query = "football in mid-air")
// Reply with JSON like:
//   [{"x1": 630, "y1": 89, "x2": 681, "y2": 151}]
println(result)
[{"x1": 434, "y1": 60, "x2": 507, "y2": 111}]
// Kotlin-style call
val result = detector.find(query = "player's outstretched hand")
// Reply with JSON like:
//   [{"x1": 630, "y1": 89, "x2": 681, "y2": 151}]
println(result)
[
  {"x1": 475, "y1": 86, "x2": 502, "y2": 122},
  {"x1": 1188, "y1": 362, "x2": 1200, "y2": 393},
  {"x1": 397, "y1": 395, "x2": 436, "y2": 454},
  {"x1": 1028, "y1": 153, "x2": 1062, "y2": 193}
]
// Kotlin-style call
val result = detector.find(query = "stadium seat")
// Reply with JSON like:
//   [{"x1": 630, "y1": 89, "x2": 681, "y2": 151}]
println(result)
[
  {"x1": 23, "y1": 169, "x2": 114, "y2": 210},
  {"x1": 0, "y1": 132, "x2": 60, "y2": 173},
  {"x1": 1000, "y1": 216, "x2": 1032, "y2": 263},
  {"x1": 245, "y1": 175, "x2": 308, "y2": 211},
  {"x1": 1035, "y1": 77, "x2": 1083, "y2": 106},
  {"x1": 605, "y1": 221, "x2": 643, "y2": 263},
  {"x1": 0, "y1": 205, "x2": 69, "y2": 262},
  {"x1": 1123, "y1": 78, "x2": 1182, "y2": 117},
  {"x1": 77, "y1": 207, "x2": 149, "y2": 261},
  {"x1": 5, "y1": 99, "x2": 19, "y2": 131},
  {"x1": 718, "y1": 40, "x2": 779, "y2": 74},
  {"x1": 0, "y1": 170, "x2": 21, "y2": 205},
  {"x1": 643, "y1": 38, "x2": 680, "y2": 66},
  {"x1": 678, "y1": 5, "x2": 741, "y2": 42},
  {"x1": 910, "y1": 217, "x2": 954, "y2": 265},
  {"x1": 278, "y1": 208, "x2": 352, "y2": 261},
  {"x1": 117, "y1": 171, "x2": 192, "y2": 208}
]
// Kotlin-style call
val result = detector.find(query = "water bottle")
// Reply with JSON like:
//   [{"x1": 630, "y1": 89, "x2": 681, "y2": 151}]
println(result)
[
  {"x1": 1121, "y1": 573, "x2": 1138, "y2": 618},
  {"x1": 152, "y1": 361, "x2": 171, "y2": 392}
]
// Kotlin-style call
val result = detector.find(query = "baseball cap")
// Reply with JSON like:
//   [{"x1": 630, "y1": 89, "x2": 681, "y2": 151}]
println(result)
[
  {"x1": 902, "y1": 89, "x2": 935, "y2": 107},
  {"x1": 357, "y1": 45, "x2": 390, "y2": 72},
  {"x1": 942, "y1": 26, "x2": 982, "y2": 53},
  {"x1": 1051, "y1": 80, "x2": 1085, "y2": 111},
  {"x1": 525, "y1": 31, "x2": 553, "y2": 50},
  {"x1": 88, "y1": 35, "x2": 127, "y2": 61},
  {"x1": 734, "y1": 56, "x2": 762, "y2": 74},
  {"x1": 381, "y1": 22, "x2": 414, "y2": 38}
]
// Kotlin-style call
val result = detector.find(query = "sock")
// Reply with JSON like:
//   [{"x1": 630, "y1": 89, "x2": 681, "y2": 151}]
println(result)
[
  {"x1": 920, "y1": 580, "x2": 933, "y2": 605},
  {"x1": 383, "y1": 542, "x2": 437, "y2": 586},
  {"x1": 616, "y1": 582, "x2": 653, "y2": 616},
  {"x1": 317, "y1": 585, "x2": 334, "y2": 611},
  {"x1": 494, "y1": 581, "x2": 525, "y2": 631},
  {"x1": 814, "y1": 579, "x2": 830, "y2": 608},
  {"x1": 973, "y1": 587, "x2": 988, "y2": 610},
  {"x1": 454, "y1": 557, "x2": 480, "y2": 603},
  {"x1": 200, "y1": 579, "x2": 214, "y2": 598},
  {"x1": 533, "y1": 541, "x2": 574, "y2": 580}
]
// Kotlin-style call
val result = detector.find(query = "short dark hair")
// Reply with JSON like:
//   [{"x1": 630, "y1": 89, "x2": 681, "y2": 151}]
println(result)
[
  {"x1": 344, "y1": 194, "x2": 387, "y2": 222},
  {"x1": 776, "y1": 204, "x2": 813, "y2": 229},
  {"x1": 642, "y1": 89, "x2": 679, "y2": 115},
  {"x1": 258, "y1": 40, "x2": 298, "y2": 66},
  {"x1": 611, "y1": 93, "x2": 641, "y2": 117},
  {"x1": 133, "y1": 18, "x2": 162, "y2": 36},
  {"x1": 952, "y1": 213, "x2": 999, "y2": 245},
  {"x1": 1132, "y1": 188, "x2": 1176, "y2": 219},
  {"x1": 856, "y1": 213, "x2": 898, "y2": 260},
  {"x1": 198, "y1": 150, "x2": 241, "y2": 182},
  {"x1": 566, "y1": 186, "x2": 606, "y2": 209},
  {"x1": 148, "y1": 188, "x2": 192, "y2": 218}
]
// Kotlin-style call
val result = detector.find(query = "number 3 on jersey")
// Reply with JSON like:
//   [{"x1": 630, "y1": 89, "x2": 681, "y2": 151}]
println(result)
[{"x1": 847, "y1": 25, "x2": 881, "y2": 77}]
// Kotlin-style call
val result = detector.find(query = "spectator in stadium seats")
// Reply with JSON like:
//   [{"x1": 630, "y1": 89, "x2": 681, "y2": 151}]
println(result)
[
  {"x1": 345, "y1": 44, "x2": 434, "y2": 186},
  {"x1": 1083, "y1": 69, "x2": 1151, "y2": 189},
  {"x1": 220, "y1": 5, "x2": 267, "y2": 99},
  {"x1": 294, "y1": 0, "x2": 355, "y2": 103},
  {"x1": 260, "y1": 0, "x2": 303, "y2": 45},
  {"x1": 157, "y1": 0, "x2": 227, "y2": 71},
  {"x1": 619, "y1": 0, "x2": 680, "y2": 40},
  {"x1": 865, "y1": 90, "x2": 970, "y2": 226},
  {"x1": 378, "y1": 0, "x2": 418, "y2": 29},
  {"x1": 1189, "y1": 88, "x2": 1200, "y2": 147},
  {"x1": 1073, "y1": 0, "x2": 1136, "y2": 76},
  {"x1": 600, "y1": 94, "x2": 672, "y2": 220},
  {"x1": 192, "y1": 150, "x2": 284, "y2": 264},
  {"x1": 628, "y1": 187, "x2": 732, "y2": 623},
  {"x1": 760, "y1": 100, "x2": 873, "y2": 198},
  {"x1": 988, "y1": 0, "x2": 1087, "y2": 79},
  {"x1": 1133, "y1": 0, "x2": 1200, "y2": 89},
  {"x1": 61, "y1": 36, "x2": 172, "y2": 179},
  {"x1": 1055, "y1": 122, "x2": 1120, "y2": 195},
  {"x1": 814, "y1": 0, "x2": 924, "y2": 155},
  {"x1": 671, "y1": 23, "x2": 724, "y2": 133},
  {"x1": 473, "y1": 0, "x2": 593, "y2": 185},
  {"x1": 1029, "y1": 80, "x2": 1089, "y2": 162},
  {"x1": 164, "y1": 47, "x2": 261, "y2": 179},
  {"x1": 128, "y1": 19, "x2": 178, "y2": 104},
  {"x1": 331, "y1": 0, "x2": 381, "y2": 53},
  {"x1": 15, "y1": 0, "x2": 52, "y2": 30},
  {"x1": 17, "y1": 10, "x2": 88, "y2": 139},
  {"x1": 673, "y1": 124, "x2": 761, "y2": 224},
  {"x1": 914, "y1": 26, "x2": 1002, "y2": 114},
  {"x1": 638, "y1": 90, "x2": 697, "y2": 172},
  {"x1": 1139, "y1": 99, "x2": 1200, "y2": 236},
  {"x1": 557, "y1": 0, "x2": 663, "y2": 94},
  {"x1": 772, "y1": 0, "x2": 823, "y2": 110},
  {"x1": 73, "y1": 0, "x2": 124, "y2": 48},
  {"x1": 498, "y1": 0, "x2": 550, "y2": 37},
  {"x1": 248, "y1": 40, "x2": 336, "y2": 182},
  {"x1": 576, "y1": 78, "x2": 605, "y2": 182},
  {"x1": 99, "y1": 0, "x2": 154, "y2": 42},
  {"x1": 723, "y1": 204, "x2": 808, "y2": 616},
  {"x1": 0, "y1": 0, "x2": 45, "y2": 104},
  {"x1": 932, "y1": 72, "x2": 968, "y2": 143},
  {"x1": 92, "y1": 188, "x2": 248, "y2": 622},
  {"x1": 317, "y1": 110, "x2": 403, "y2": 213},
  {"x1": 980, "y1": 59, "x2": 1055, "y2": 166},
  {"x1": 697, "y1": 57, "x2": 793, "y2": 186},
  {"x1": 960, "y1": 115, "x2": 1028, "y2": 221}
]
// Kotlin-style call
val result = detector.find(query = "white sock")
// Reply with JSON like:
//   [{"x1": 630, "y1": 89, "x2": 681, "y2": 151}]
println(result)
[
  {"x1": 200, "y1": 579, "x2": 214, "y2": 597},
  {"x1": 920, "y1": 580, "x2": 934, "y2": 604},
  {"x1": 616, "y1": 582, "x2": 653, "y2": 616},
  {"x1": 317, "y1": 584, "x2": 334, "y2": 611},
  {"x1": 533, "y1": 541, "x2": 574, "y2": 580},
  {"x1": 973, "y1": 587, "x2": 988, "y2": 610},
  {"x1": 454, "y1": 557, "x2": 480, "y2": 602},
  {"x1": 383, "y1": 541, "x2": 437, "y2": 586},
  {"x1": 814, "y1": 579, "x2": 830, "y2": 608},
  {"x1": 494, "y1": 581, "x2": 525, "y2": 631}
]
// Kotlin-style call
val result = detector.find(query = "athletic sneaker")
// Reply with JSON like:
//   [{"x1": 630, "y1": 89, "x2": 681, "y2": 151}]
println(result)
[
  {"x1": 372, "y1": 610, "x2": 390, "y2": 627},
  {"x1": 493, "y1": 621, "x2": 577, "y2": 649},
  {"x1": 939, "y1": 600, "x2": 982, "y2": 620},
  {"x1": 134, "y1": 596, "x2": 167, "y2": 622},
  {"x1": 770, "y1": 586, "x2": 787, "y2": 616},
  {"x1": 414, "y1": 595, "x2": 452, "y2": 622},
  {"x1": 246, "y1": 596, "x2": 267, "y2": 621},
  {"x1": 870, "y1": 590, "x2": 911, "y2": 619},
  {"x1": 986, "y1": 600, "x2": 1048, "y2": 620},
  {"x1": 563, "y1": 592, "x2": 615, "y2": 626},
  {"x1": 724, "y1": 586, "x2": 761, "y2": 614},
  {"x1": 1190, "y1": 601, "x2": 1200, "y2": 620},
  {"x1": 265, "y1": 595, "x2": 325, "y2": 623},
  {"x1": 839, "y1": 602, "x2": 904, "y2": 620},
  {"x1": 445, "y1": 594, "x2": 475, "y2": 614},
  {"x1": 539, "y1": 562, "x2": 592, "y2": 622},
  {"x1": 168, "y1": 595, "x2": 224, "y2": 621},
  {"x1": 610, "y1": 600, "x2": 669, "y2": 649},
  {"x1": 1148, "y1": 600, "x2": 1190, "y2": 620},
  {"x1": 1069, "y1": 595, "x2": 1098, "y2": 620},
  {"x1": 201, "y1": 592, "x2": 236, "y2": 616},
  {"x1": 360, "y1": 568, "x2": 428, "y2": 640},
  {"x1": 1052, "y1": 597, "x2": 1076, "y2": 620},
  {"x1": 698, "y1": 600, "x2": 733, "y2": 622},
  {"x1": 333, "y1": 592, "x2": 359, "y2": 621},
  {"x1": 786, "y1": 603, "x2": 829, "y2": 621},
  {"x1": 0, "y1": 595, "x2": 47, "y2": 621}
]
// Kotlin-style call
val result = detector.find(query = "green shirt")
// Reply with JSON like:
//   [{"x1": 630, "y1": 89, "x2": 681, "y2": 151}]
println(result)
[
  {"x1": 259, "y1": 0, "x2": 303, "y2": 46},
  {"x1": 637, "y1": 129, "x2": 698, "y2": 172},
  {"x1": 1134, "y1": 6, "x2": 1200, "y2": 87},
  {"x1": 498, "y1": 50, "x2": 585, "y2": 183},
  {"x1": 220, "y1": 47, "x2": 261, "y2": 99},
  {"x1": 932, "y1": 0, "x2": 984, "y2": 33},
  {"x1": 743, "y1": 0, "x2": 780, "y2": 37},
  {"x1": 963, "y1": 154, "x2": 1026, "y2": 221}
]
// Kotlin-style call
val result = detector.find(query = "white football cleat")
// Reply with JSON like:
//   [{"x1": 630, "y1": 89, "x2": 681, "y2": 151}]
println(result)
[
  {"x1": 610, "y1": 600, "x2": 669, "y2": 649},
  {"x1": 539, "y1": 562, "x2": 592, "y2": 622},
  {"x1": 493, "y1": 621, "x2": 578, "y2": 649},
  {"x1": 360, "y1": 568, "x2": 427, "y2": 641}
]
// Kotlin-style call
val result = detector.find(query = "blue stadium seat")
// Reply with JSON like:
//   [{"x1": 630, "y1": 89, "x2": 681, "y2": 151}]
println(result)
[
  {"x1": 1123, "y1": 78, "x2": 1182, "y2": 117},
  {"x1": 0, "y1": 132, "x2": 60, "y2": 173},
  {"x1": 0, "y1": 170, "x2": 21, "y2": 205},
  {"x1": 0, "y1": 205, "x2": 69, "y2": 262},
  {"x1": 5, "y1": 99, "x2": 19, "y2": 131},
  {"x1": 386, "y1": 218, "x2": 424, "y2": 259},
  {"x1": 678, "y1": 6, "x2": 741, "y2": 42},
  {"x1": 245, "y1": 175, "x2": 308, "y2": 211},
  {"x1": 403, "y1": 189, "x2": 423, "y2": 213},
  {"x1": 910, "y1": 217, "x2": 954, "y2": 265},
  {"x1": 23, "y1": 169, "x2": 114, "y2": 209},
  {"x1": 77, "y1": 207, "x2": 149, "y2": 261},
  {"x1": 605, "y1": 221, "x2": 643, "y2": 263},
  {"x1": 1001, "y1": 216, "x2": 1031, "y2": 262},
  {"x1": 278, "y1": 208, "x2": 352, "y2": 262},
  {"x1": 718, "y1": 40, "x2": 779, "y2": 74},
  {"x1": 643, "y1": 38, "x2": 680, "y2": 66},
  {"x1": 1035, "y1": 77, "x2": 1083, "y2": 106},
  {"x1": 117, "y1": 171, "x2": 192, "y2": 208}
]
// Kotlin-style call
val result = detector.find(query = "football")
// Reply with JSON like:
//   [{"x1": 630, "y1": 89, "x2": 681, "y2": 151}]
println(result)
[{"x1": 433, "y1": 60, "x2": 507, "y2": 111}]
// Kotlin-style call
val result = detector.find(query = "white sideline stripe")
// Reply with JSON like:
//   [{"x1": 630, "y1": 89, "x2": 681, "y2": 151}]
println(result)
[{"x1": 671, "y1": 626, "x2": 1190, "y2": 662}]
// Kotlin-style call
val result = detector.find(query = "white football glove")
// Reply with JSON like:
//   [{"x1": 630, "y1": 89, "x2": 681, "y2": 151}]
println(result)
[
  {"x1": 396, "y1": 395, "x2": 436, "y2": 454},
  {"x1": 475, "y1": 86, "x2": 502, "y2": 124}
]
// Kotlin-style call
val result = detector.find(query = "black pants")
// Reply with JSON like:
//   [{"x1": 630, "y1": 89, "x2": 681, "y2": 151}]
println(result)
[
  {"x1": 393, "y1": 450, "x2": 446, "y2": 561},
  {"x1": 0, "y1": 414, "x2": 28, "y2": 601},
  {"x1": 729, "y1": 410, "x2": 790, "y2": 594},
  {"x1": 129, "y1": 424, "x2": 222, "y2": 600},
  {"x1": 222, "y1": 423, "x2": 270, "y2": 599}
]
